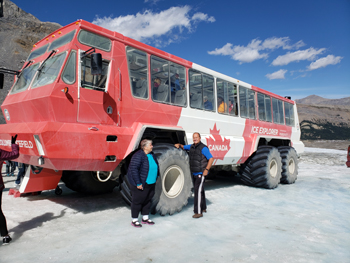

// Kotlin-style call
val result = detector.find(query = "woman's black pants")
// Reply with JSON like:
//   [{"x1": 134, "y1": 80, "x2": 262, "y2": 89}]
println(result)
[
  {"x1": 0, "y1": 190, "x2": 9, "y2": 236},
  {"x1": 130, "y1": 183, "x2": 155, "y2": 219}
]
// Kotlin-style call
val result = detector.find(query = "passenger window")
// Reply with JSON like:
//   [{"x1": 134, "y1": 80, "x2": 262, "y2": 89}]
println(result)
[
  {"x1": 203, "y1": 74, "x2": 215, "y2": 111},
  {"x1": 284, "y1": 102, "x2": 295, "y2": 126},
  {"x1": 189, "y1": 70, "x2": 214, "y2": 110},
  {"x1": 228, "y1": 83, "x2": 238, "y2": 116},
  {"x1": 80, "y1": 54, "x2": 109, "y2": 91},
  {"x1": 239, "y1": 86, "x2": 256, "y2": 119},
  {"x1": 151, "y1": 56, "x2": 169, "y2": 102},
  {"x1": 189, "y1": 70, "x2": 203, "y2": 109},
  {"x1": 78, "y1": 30, "x2": 111, "y2": 52},
  {"x1": 216, "y1": 79, "x2": 238, "y2": 115},
  {"x1": 62, "y1": 50, "x2": 76, "y2": 84},
  {"x1": 272, "y1": 98, "x2": 284, "y2": 124},
  {"x1": 170, "y1": 63, "x2": 186, "y2": 106},
  {"x1": 127, "y1": 47, "x2": 148, "y2": 99},
  {"x1": 257, "y1": 93, "x2": 272, "y2": 122},
  {"x1": 151, "y1": 55, "x2": 186, "y2": 106},
  {"x1": 216, "y1": 79, "x2": 228, "y2": 114}
]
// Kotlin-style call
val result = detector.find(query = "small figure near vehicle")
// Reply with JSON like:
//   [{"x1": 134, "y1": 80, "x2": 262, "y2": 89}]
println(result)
[
  {"x1": 0, "y1": 135, "x2": 19, "y2": 245},
  {"x1": 5, "y1": 161, "x2": 16, "y2": 177}
]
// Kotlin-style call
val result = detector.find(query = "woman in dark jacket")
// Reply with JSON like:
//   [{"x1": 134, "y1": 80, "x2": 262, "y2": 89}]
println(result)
[
  {"x1": 0, "y1": 135, "x2": 19, "y2": 245},
  {"x1": 127, "y1": 139, "x2": 159, "y2": 227}
]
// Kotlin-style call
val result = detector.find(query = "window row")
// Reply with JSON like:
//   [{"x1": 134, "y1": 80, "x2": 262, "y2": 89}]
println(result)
[
  {"x1": 127, "y1": 46, "x2": 187, "y2": 107},
  {"x1": 126, "y1": 47, "x2": 295, "y2": 126}
]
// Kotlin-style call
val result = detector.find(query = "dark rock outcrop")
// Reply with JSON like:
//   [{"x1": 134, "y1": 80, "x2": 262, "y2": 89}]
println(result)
[{"x1": 296, "y1": 96, "x2": 350, "y2": 140}]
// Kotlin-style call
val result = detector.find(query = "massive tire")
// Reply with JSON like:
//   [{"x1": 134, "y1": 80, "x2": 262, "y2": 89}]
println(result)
[
  {"x1": 151, "y1": 144, "x2": 192, "y2": 215},
  {"x1": 240, "y1": 146, "x2": 282, "y2": 189},
  {"x1": 119, "y1": 149, "x2": 139, "y2": 205},
  {"x1": 61, "y1": 171, "x2": 118, "y2": 195},
  {"x1": 278, "y1": 146, "x2": 298, "y2": 184},
  {"x1": 239, "y1": 155, "x2": 254, "y2": 186},
  {"x1": 119, "y1": 173, "x2": 132, "y2": 206}
]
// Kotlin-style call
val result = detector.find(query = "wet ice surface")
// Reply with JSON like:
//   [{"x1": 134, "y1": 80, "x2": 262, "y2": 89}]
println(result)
[{"x1": 1, "y1": 147, "x2": 349, "y2": 263}]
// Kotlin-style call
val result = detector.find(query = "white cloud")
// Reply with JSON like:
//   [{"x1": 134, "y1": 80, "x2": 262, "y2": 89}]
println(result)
[
  {"x1": 266, "y1": 69, "x2": 288, "y2": 80},
  {"x1": 208, "y1": 37, "x2": 303, "y2": 64},
  {"x1": 262, "y1": 37, "x2": 305, "y2": 50},
  {"x1": 192, "y1": 12, "x2": 215, "y2": 22},
  {"x1": 92, "y1": 6, "x2": 215, "y2": 47},
  {"x1": 232, "y1": 45, "x2": 268, "y2": 63},
  {"x1": 307, "y1": 55, "x2": 343, "y2": 70},
  {"x1": 271, "y1": 47, "x2": 326, "y2": 66},
  {"x1": 208, "y1": 40, "x2": 268, "y2": 64}
]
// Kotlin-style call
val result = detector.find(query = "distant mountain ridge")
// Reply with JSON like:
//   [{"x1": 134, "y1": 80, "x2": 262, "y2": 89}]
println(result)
[{"x1": 295, "y1": 95, "x2": 350, "y2": 107}]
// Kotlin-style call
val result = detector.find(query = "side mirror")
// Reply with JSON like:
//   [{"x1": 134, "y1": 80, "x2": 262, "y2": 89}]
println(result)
[
  {"x1": 0, "y1": 73, "x2": 4, "y2": 89},
  {"x1": 91, "y1": 53, "x2": 102, "y2": 75}
]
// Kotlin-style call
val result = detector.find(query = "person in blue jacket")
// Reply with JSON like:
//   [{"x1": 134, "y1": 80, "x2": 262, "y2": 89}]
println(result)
[{"x1": 127, "y1": 139, "x2": 160, "y2": 227}]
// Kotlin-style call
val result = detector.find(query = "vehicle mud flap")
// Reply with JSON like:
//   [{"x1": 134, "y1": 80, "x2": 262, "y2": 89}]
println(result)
[{"x1": 19, "y1": 167, "x2": 62, "y2": 194}]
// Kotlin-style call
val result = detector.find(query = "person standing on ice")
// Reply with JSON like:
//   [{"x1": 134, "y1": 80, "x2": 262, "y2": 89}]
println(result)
[
  {"x1": 175, "y1": 132, "x2": 214, "y2": 218},
  {"x1": 127, "y1": 139, "x2": 159, "y2": 227},
  {"x1": 0, "y1": 134, "x2": 19, "y2": 245}
]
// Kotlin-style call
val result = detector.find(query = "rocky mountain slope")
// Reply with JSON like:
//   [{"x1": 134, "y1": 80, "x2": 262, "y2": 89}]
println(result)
[
  {"x1": 0, "y1": 0, "x2": 61, "y2": 123},
  {"x1": 296, "y1": 95, "x2": 350, "y2": 140}
]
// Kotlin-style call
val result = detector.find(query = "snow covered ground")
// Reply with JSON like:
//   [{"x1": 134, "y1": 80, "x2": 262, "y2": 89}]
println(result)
[{"x1": 1, "y1": 147, "x2": 349, "y2": 263}]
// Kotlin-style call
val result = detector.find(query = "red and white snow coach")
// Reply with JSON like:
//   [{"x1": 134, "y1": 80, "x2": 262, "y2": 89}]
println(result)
[{"x1": 0, "y1": 20, "x2": 304, "y2": 214}]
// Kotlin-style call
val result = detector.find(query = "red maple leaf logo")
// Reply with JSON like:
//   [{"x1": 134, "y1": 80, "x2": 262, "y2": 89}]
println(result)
[{"x1": 205, "y1": 124, "x2": 231, "y2": 161}]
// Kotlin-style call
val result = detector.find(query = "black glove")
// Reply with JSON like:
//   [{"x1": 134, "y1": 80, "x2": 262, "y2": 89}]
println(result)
[{"x1": 11, "y1": 134, "x2": 17, "y2": 144}]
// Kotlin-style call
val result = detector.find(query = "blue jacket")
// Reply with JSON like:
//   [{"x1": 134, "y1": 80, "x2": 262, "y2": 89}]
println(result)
[{"x1": 127, "y1": 149, "x2": 160, "y2": 186}]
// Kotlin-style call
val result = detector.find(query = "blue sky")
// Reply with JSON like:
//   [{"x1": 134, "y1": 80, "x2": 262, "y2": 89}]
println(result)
[{"x1": 12, "y1": 0, "x2": 350, "y2": 100}]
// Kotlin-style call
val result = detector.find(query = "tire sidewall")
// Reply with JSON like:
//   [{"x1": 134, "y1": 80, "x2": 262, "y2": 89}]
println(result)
[
  {"x1": 151, "y1": 147, "x2": 192, "y2": 215},
  {"x1": 280, "y1": 147, "x2": 298, "y2": 184}
]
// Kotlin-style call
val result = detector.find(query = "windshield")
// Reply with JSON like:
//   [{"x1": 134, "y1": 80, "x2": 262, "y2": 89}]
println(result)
[
  {"x1": 27, "y1": 44, "x2": 49, "y2": 61},
  {"x1": 49, "y1": 30, "x2": 76, "y2": 51},
  {"x1": 10, "y1": 63, "x2": 40, "y2": 94},
  {"x1": 32, "y1": 52, "x2": 67, "y2": 89}
]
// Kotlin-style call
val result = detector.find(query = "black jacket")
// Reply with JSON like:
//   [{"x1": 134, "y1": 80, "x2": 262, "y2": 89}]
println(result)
[
  {"x1": 189, "y1": 142, "x2": 208, "y2": 174},
  {"x1": 127, "y1": 149, "x2": 160, "y2": 186}
]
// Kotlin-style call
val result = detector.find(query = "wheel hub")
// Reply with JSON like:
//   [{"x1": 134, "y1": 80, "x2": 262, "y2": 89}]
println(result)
[
  {"x1": 162, "y1": 165, "x2": 185, "y2": 198},
  {"x1": 288, "y1": 158, "x2": 296, "y2": 174},
  {"x1": 270, "y1": 159, "x2": 278, "y2": 178}
]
